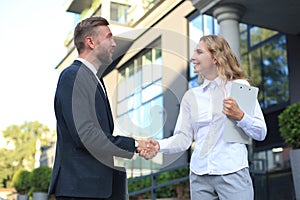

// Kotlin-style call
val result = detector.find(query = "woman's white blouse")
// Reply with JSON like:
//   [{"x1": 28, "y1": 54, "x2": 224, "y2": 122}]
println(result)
[{"x1": 158, "y1": 78, "x2": 267, "y2": 175}]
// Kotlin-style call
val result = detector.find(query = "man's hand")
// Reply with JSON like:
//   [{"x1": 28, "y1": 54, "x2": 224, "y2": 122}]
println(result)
[
  {"x1": 135, "y1": 139, "x2": 147, "y2": 153},
  {"x1": 136, "y1": 138, "x2": 160, "y2": 160}
]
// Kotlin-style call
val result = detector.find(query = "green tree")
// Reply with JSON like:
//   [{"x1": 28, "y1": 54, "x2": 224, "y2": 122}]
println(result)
[
  {"x1": 0, "y1": 148, "x2": 16, "y2": 187},
  {"x1": 0, "y1": 121, "x2": 52, "y2": 187}
]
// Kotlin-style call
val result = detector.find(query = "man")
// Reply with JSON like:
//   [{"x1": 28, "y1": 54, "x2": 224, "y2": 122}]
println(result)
[{"x1": 49, "y1": 16, "x2": 154, "y2": 200}]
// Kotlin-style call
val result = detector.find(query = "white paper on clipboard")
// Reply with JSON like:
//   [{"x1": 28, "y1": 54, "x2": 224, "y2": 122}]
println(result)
[{"x1": 223, "y1": 82, "x2": 259, "y2": 144}]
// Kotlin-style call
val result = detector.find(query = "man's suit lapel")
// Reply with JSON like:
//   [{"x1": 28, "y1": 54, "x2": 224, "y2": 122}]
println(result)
[
  {"x1": 98, "y1": 78, "x2": 114, "y2": 132},
  {"x1": 76, "y1": 61, "x2": 114, "y2": 133}
]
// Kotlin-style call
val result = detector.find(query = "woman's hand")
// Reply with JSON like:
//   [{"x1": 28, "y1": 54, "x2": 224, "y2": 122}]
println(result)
[{"x1": 223, "y1": 97, "x2": 244, "y2": 121}]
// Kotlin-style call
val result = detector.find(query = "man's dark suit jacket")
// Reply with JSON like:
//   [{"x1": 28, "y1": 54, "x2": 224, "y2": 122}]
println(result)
[{"x1": 48, "y1": 60, "x2": 136, "y2": 199}]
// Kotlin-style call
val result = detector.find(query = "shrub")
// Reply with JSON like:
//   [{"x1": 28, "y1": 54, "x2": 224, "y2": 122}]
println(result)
[
  {"x1": 128, "y1": 165, "x2": 190, "y2": 199},
  {"x1": 278, "y1": 102, "x2": 300, "y2": 149},
  {"x1": 12, "y1": 169, "x2": 31, "y2": 195},
  {"x1": 29, "y1": 166, "x2": 52, "y2": 193},
  {"x1": 128, "y1": 176, "x2": 151, "y2": 199}
]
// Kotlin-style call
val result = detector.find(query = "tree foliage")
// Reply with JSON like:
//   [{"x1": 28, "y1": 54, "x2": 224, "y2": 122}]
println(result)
[{"x1": 0, "y1": 121, "x2": 52, "y2": 188}]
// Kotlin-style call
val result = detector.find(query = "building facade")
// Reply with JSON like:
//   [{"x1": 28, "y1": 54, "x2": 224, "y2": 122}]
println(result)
[{"x1": 53, "y1": 0, "x2": 300, "y2": 199}]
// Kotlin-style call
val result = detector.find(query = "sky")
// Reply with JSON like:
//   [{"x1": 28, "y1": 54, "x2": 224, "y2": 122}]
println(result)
[{"x1": 0, "y1": 0, "x2": 75, "y2": 132}]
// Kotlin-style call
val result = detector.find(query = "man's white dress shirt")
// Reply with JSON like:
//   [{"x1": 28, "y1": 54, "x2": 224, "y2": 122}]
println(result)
[
  {"x1": 76, "y1": 58, "x2": 106, "y2": 96},
  {"x1": 158, "y1": 77, "x2": 267, "y2": 175}
]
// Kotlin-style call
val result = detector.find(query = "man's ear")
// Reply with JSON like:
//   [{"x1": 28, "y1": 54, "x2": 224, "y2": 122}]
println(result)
[{"x1": 86, "y1": 36, "x2": 94, "y2": 49}]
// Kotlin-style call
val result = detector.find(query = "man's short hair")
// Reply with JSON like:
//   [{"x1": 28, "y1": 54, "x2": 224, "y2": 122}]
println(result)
[{"x1": 74, "y1": 16, "x2": 109, "y2": 54}]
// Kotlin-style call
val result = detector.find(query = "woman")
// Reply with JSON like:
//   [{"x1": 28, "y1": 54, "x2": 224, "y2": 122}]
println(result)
[{"x1": 142, "y1": 35, "x2": 267, "y2": 200}]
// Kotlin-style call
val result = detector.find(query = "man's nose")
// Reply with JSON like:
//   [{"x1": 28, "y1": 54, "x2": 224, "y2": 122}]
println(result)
[{"x1": 112, "y1": 39, "x2": 116, "y2": 47}]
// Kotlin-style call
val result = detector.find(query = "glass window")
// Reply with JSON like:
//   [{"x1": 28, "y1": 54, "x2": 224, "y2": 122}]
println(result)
[
  {"x1": 116, "y1": 41, "x2": 163, "y2": 176},
  {"x1": 110, "y1": 2, "x2": 130, "y2": 24},
  {"x1": 153, "y1": 48, "x2": 162, "y2": 80},
  {"x1": 150, "y1": 96, "x2": 164, "y2": 140},
  {"x1": 252, "y1": 147, "x2": 292, "y2": 172},
  {"x1": 142, "y1": 48, "x2": 162, "y2": 87},
  {"x1": 189, "y1": 13, "x2": 203, "y2": 38},
  {"x1": 143, "y1": 0, "x2": 161, "y2": 10},
  {"x1": 214, "y1": 18, "x2": 219, "y2": 34},
  {"x1": 142, "y1": 50, "x2": 153, "y2": 87},
  {"x1": 117, "y1": 98, "x2": 129, "y2": 116},
  {"x1": 118, "y1": 68, "x2": 126, "y2": 101},
  {"x1": 240, "y1": 31, "x2": 248, "y2": 54},
  {"x1": 139, "y1": 96, "x2": 163, "y2": 139},
  {"x1": 250, "y1": 26, "x2": 278, "y2": 47},
  {"x1": 248, "y1": 48, "x2": 263, "y2": 86},
  {"x1": 189, "y1": 62, "x2": 196, "y2": 79},
  {"x1": 241, "y1": 25, "x2": 288, "y2": 109},
  {"x1": 240, "y1": 23, "x2": 247, "y2": 32},
  {"x1": 188, "y1": 77, "x2": 199, "y2": 89},
  {"x1": 203, "y1": 15, "x2": 214, "y2": 35},
  {"x1": 261, "y1": 35, "x2": 288, "y2": 108},
  {"x1": 142, "y1": 80, "x2": 163, "y2": 103},
  {"x1": 127, "y1": 64, "x2": 135, "y2": 96}
]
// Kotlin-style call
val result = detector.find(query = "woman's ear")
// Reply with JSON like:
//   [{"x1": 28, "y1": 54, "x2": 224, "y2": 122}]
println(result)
[{"x1": 213, "y1": 57, "x2": 217, "y2": 65}]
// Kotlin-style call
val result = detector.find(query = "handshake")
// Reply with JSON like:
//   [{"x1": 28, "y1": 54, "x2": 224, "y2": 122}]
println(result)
[{"x1": 136, "y1": 138, "x2": 160, "y2": 160}]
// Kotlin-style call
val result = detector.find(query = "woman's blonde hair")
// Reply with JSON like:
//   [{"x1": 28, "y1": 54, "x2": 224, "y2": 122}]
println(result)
[{"x1": 198, "y1": 35, "x2": 247, "y2": 84}]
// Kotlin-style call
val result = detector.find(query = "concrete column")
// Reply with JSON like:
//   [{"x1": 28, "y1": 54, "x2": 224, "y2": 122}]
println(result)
[{"x1": 213, "y1": 4, "x2": 245, "y2": 59}]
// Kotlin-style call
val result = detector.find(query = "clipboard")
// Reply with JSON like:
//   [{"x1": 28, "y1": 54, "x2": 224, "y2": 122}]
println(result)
[{"x1": 223, "y1": 82, "x2": 259, "y2": 144}]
